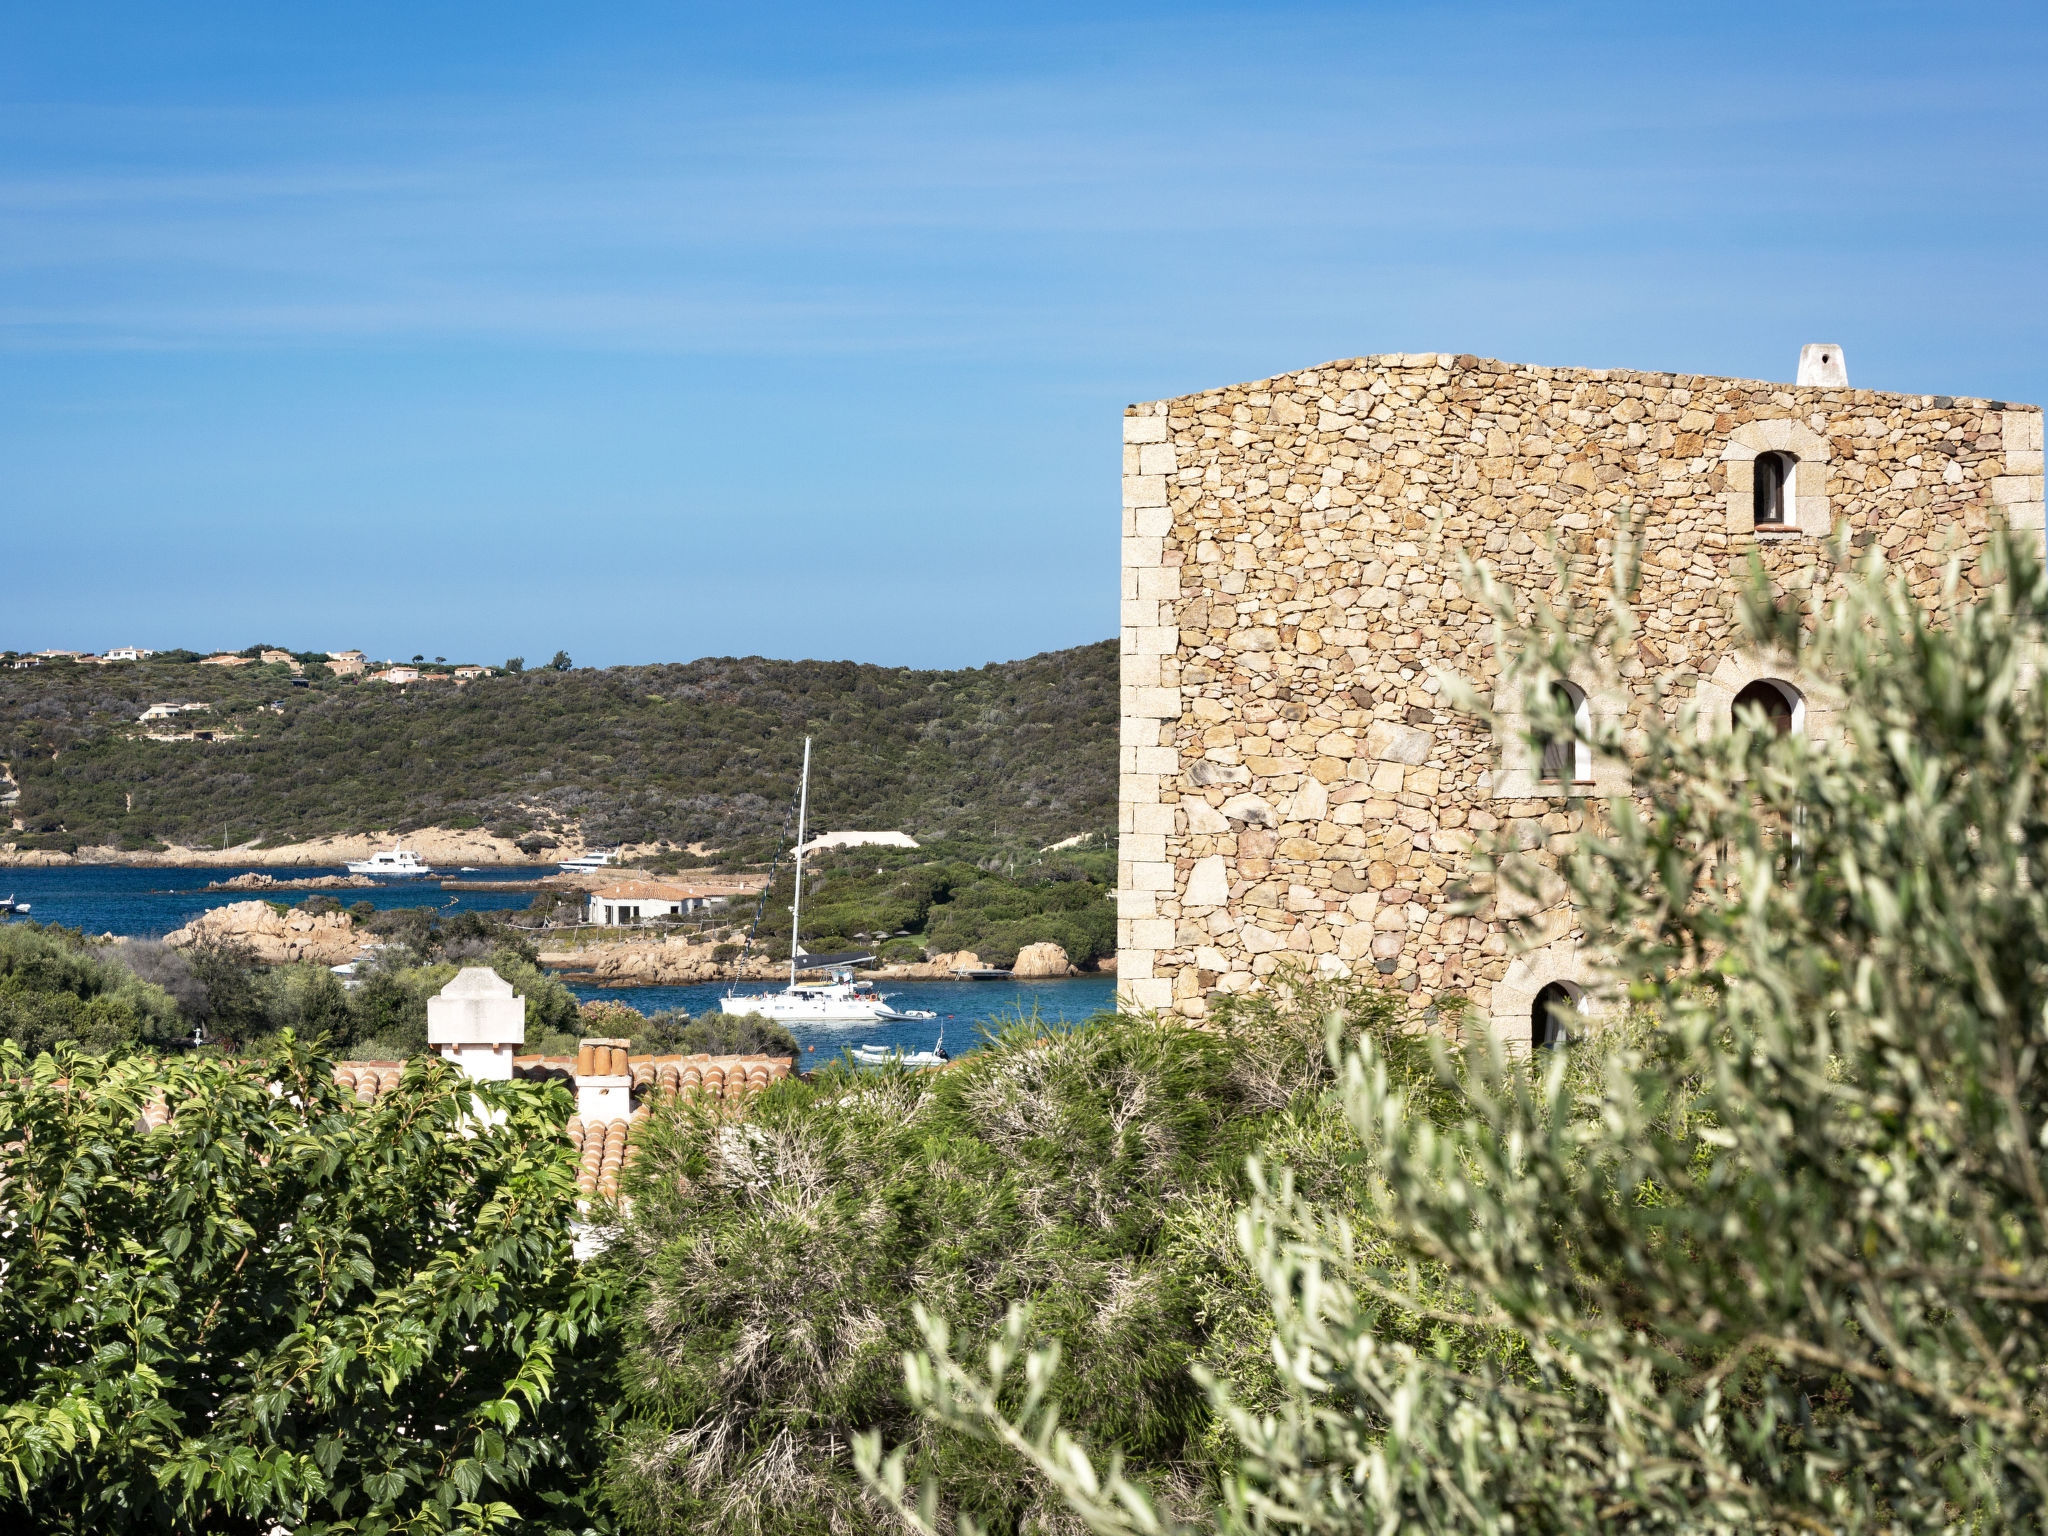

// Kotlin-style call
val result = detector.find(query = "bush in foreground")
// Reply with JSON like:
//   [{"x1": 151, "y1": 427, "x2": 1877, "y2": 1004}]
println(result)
[
  {"x1": 867, "y1": 537, "x2": 2048, "y2": 1532},
  {"x1": 604, "y1": 983, "x2": 1406, "y2": 1535},
  {"x1": 0, "y1": 1037, "x2": 617, "y2": 1534}
]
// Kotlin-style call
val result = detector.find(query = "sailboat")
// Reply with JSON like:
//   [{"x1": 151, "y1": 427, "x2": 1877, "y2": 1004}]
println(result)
[{"x1": 719, "y1": 737, "x2": 938, "y2": 1026}]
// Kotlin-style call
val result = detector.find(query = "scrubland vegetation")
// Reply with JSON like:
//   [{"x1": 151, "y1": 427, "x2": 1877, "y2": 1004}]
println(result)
[
  {"x1": 6, "y1": 540, "x2": 2048, "y2": 1533},
  {"x1": 0, "y1": 642, "x2": 1114, "y2": 856},
  {"x1": 745, "y1": 836, "x2": 1117, "y2": 967},
  {"x1": 0, "y1": 907, "x2": 799, "y2": 1065}
]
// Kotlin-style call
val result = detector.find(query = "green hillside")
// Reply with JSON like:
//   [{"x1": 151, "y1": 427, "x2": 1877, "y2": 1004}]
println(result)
[{"x1": 0, "y1": 642, "x2": 1116, "y2": 859}]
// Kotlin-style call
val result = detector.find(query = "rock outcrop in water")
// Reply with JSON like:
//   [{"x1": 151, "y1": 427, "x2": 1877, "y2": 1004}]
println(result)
[{"x1": 163, "y1": 901, "x2": 369, "y2": 965}]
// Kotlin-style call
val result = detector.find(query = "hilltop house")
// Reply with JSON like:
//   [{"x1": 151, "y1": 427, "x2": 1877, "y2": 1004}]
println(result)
[
  {"x1": 1115, "y1": 344, "x2": 2043, "y2": 1045},
  {"x1": 585, "y1": 880, "x2": 731, "y2": 926},
  {"x1": 795, "y1": 830, "x2": 921, "y2": 856},
  {"x1": 367, "y1": 666, "x2": 420, "y2": 684},
  {"x1": 452, "y1": 665, "x2": 492, "y2": 680},
  {"x1": 103, "y1": 646, "x2": 155, "y2": 662},
  {"x1": 200, "y1": 654, "x2": 253, "y2": 667}
]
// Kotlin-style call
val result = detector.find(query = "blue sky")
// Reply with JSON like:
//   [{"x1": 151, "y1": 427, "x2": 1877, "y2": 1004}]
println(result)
[{"x1": 4, "y1": 2, "x2": 2043, "y2": 668}]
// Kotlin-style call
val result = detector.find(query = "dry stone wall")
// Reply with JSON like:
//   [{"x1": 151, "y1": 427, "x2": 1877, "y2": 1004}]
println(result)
[{"x1": 1117, "y1": 353, "x2": 2045, "y2": 1036}]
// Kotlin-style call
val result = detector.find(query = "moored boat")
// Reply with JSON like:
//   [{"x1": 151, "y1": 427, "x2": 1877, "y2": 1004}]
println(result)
[
  {"x1": 718, "y1": 737, "x2": 938, "y2": 1026},
  {"x1": 724, "y1": 968, "x2": 937, "y2": 1024},
  {"x1": 345, "y1": 846, "x2": 435, "y2": 878},
  {"x1": 852, "y1": 1031, "x2": 949, "y2": 1067}
]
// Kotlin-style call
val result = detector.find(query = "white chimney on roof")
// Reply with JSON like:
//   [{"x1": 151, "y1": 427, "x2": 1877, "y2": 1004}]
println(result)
[
  {"x1": 426, "y1": 966, "x2": 526, "y2": 1080},
  {"x1": 1797, "y1": 343, "x2": 1848, "y2": 387}
]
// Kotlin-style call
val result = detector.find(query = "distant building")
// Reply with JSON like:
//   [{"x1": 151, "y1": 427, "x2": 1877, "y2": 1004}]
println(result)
[
  {"x1": 199, "y1": 654, "x2": 253, "y2": 667},
  {"x1": 795, "y1": 830, "x2": 921, "y2": 857},
  {"x1": 138, "y1": 703, "x2": 210, "y2": 721},
  {"x1": 36, "y1": 649, "x2": 93, "y2": 662},
  {"x1": 367, "y1": 666, "x2": 420, "y2": 684},
  {"x1": 103, "y1": 646, "x2": 155, "y2": 662},
  {"x1": 327, "y1": 650, "x2": 366, "y2": 663},
  {"x1": 585, "y1": 881, "x2": 731, "y2": 927},
  {"x1": 452, "y1": 665, "x2": 493, "y2": 680},
  {"x1": 326, "y1": 658, "x2": 366, "y2": 678},
  {"x1": 9, "y1": 658, "x2": 41, "y2": 670}
]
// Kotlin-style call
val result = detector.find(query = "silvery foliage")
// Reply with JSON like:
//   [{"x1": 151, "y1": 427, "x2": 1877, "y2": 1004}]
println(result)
[{"x1": 861, "y1": 530, "x2": 2048, "y2": 1533}]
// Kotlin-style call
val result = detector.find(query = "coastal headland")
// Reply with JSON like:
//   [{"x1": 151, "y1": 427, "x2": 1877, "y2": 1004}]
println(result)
[{"x1": 0, "y1": 827, "x2": 660, "y2": 869}]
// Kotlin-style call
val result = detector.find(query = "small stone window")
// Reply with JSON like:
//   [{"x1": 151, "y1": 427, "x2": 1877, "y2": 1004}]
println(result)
[
  {"x1": 1732, "y1": 678, "x2": 1802, "y2": 736},
  {"x1": 1538, "y1": 680, "x2": 1592, "y2": 786},
  {"x1": 1533, "y1": 981, "x2": 1580, "y2": 1050},
  {"x1": 1753, "y1": 452, "x2": 1794, "y2": 529},
  {"x1": 1722, "y1": 420, "x2": 1832, "y2": 538}
]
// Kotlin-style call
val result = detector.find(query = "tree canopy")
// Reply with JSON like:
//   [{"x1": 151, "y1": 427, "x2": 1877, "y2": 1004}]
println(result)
[{"x1": 0, "y1": 1039, "x2": 617, "y2": 1534}]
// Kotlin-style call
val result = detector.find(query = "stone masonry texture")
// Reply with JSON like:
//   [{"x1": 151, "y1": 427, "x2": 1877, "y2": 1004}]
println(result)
[{"x1": 1117, "y1": 353, "x2": 2046, "y2": 1034}]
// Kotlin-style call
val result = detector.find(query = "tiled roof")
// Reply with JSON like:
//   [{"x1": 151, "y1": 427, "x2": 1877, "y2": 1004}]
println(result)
[{"x1": 331, "y1": 1050, "x2": 796, "y2": 1198}]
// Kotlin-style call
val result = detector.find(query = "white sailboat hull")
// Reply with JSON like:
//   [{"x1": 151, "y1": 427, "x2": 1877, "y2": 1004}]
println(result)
[{"x1": 720, "y1": 985, "x2": 936, "y2": 1024}]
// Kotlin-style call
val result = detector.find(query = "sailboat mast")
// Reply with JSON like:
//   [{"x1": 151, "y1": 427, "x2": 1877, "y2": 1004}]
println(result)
[{"x1": 789, "y1": 736, "x2": 812, "y2": 989}]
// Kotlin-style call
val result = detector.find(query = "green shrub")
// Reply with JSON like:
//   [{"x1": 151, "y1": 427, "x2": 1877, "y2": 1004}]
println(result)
[
  {"x1": 632, "y1": 1010, "x2": 799, "y2": 1062},
  {"x1": 607, "y1": 977, "x2": 1405, "y2": 1534},
  {"x1": 874, "y1": 535, "x2": 2048, "y2": 1535},
  {"x1": 0, "y1": 924, "x2": 182, "y2": 1050},
  {"x1": 0, "y1": 1037, "x2": 617, "y2": 1532}
]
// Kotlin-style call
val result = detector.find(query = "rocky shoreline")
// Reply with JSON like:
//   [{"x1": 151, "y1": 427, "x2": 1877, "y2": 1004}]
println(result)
[
  {"x1": 540, "y1": 937, "x2": 1108, "y2": 988},
  {"x1": 0, "y1": 827, "x2": 679, "y2": 868}
]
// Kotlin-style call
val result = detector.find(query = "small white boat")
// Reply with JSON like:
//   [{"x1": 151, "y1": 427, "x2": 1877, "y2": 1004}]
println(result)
[
  {"x1": 345, "y1": 846, "x2": 435, "y2": 878},
  {"x1": 0, "y1": 895, "x2": 28, "y2": 915},
  {"x1": 852, "y1": 1031, "x2": 950, "y2": 1068},
  {"x1": 558, "y1": 849, "x2": 619, "y2": 873}
]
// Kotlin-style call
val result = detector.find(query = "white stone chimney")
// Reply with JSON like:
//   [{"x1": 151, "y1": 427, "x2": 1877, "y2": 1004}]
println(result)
[
  {"x1": 1797, "y1": 343, "x2": 1848, "y2": 387},
  {"x1": 575, "y1": 1037, "x2": 634, "y2": 1123},
  {"x1": 426, "y1": 967, "x2": 526, "y2": 1080}
]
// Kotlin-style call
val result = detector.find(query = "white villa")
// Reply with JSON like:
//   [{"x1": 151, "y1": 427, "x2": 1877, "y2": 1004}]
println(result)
[{"x1": 585, "y1": 880, "x2": 732, "y2": 927}]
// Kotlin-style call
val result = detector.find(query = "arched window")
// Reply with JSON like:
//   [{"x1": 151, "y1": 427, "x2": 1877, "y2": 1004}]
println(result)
[
  {"x1": 1753, "y1": 452, "x2": 1794, "y2": 528},
  {"x1": 1533, "y1": 981, "x2": 1580, "y2": 1050},
  {"x1": 1732, "y1": 678, "x2": 1802, "y2": 736},
  {"x1": 1538, "y1": 680, "x2": 1592, "y2": 785}
]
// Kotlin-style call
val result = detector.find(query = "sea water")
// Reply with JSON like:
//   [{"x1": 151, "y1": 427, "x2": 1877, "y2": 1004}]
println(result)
[
  {"x1": 0, "y1": 863, "x2": 553, "y2": 936},
  {"x1": 0, "y1": 866, "x2": 1119, "y2": 1062},
  {"x1": 566, "y1": 975, "x2": 1120, "y2": 1067}
]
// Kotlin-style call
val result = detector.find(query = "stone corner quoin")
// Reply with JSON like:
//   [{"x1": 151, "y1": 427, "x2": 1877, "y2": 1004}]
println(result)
[{"x1": 1114, "y1": 350, "x2": 2046, "y2": 1042}]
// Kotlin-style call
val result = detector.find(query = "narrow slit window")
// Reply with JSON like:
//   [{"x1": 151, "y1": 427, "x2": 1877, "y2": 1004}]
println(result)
[
  {"x1": 1538, "y1": 681, "x2": 1592, "y2": 785},
  {"x1": 1754, "y1": 452, "x2": 1794, "y2": 528}
]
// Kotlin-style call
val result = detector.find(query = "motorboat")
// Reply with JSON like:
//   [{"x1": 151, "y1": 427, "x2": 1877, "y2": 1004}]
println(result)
[
  {"x1": 0, "y1": 895, "x2": 28, "y2": 915},
  {"x1": 718, "y1": 737, "x2": 936, "y2": 1026},
  {"x1": 724, "y1": 968, "x2": 937, "y2": 1024},
  {"x1": 558, "y1": 849, "x2": 619, "y2": 873},
  {"x1": 852, "y1": 1031, "x2": 950, "y2": 1068},
  {"x1": 345, "y1": 846, "x2": 435, "y2": 878}
]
